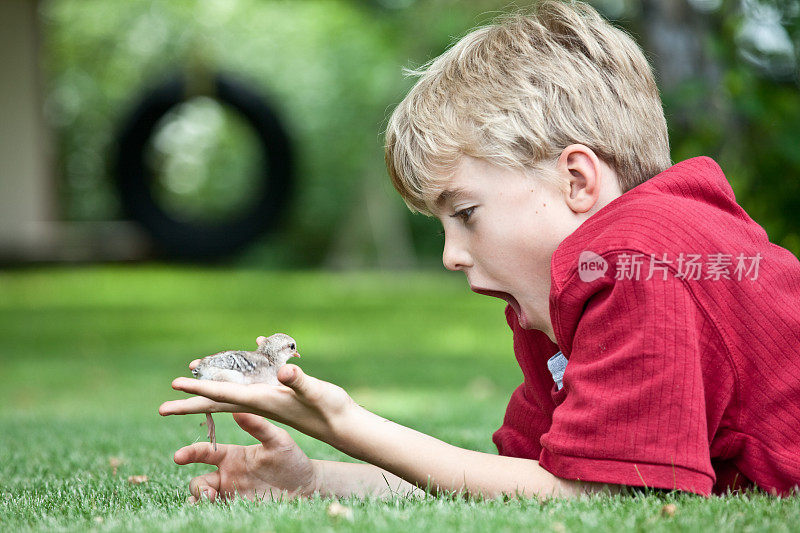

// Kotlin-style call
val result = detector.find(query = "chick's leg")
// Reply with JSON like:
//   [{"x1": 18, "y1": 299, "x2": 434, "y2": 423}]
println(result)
[{"x1": 206, "y1": 413, "x2": 216, "y2": 450}]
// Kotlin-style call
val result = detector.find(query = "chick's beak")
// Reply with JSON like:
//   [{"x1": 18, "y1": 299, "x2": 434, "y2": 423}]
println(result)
[{"x1": 292, "y1": 352, "x2": 301, "y2": 358}]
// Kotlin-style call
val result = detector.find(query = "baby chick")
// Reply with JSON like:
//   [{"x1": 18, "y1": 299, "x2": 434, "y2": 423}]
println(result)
[{"x1": 191, "y1": 333, "x2": 300, "y2": 449}]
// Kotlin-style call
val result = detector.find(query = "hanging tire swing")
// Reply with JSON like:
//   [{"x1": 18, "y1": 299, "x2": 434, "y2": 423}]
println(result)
[{"x1": 113, "y1": 73, "x2": 293, "y2": 260}]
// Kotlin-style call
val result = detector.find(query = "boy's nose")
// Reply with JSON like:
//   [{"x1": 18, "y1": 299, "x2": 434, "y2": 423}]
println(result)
[{"x1": 442, "y1": 237, "x2": 472, "y2": 271}]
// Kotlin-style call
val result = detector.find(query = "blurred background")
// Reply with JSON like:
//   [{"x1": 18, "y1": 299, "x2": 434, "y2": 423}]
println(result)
[{"x1": 2, "y1": 0, "x2": 799, "y2": 267}]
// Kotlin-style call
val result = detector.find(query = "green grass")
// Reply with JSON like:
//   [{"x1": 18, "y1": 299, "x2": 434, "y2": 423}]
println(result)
[{"x1": 0, "y1": 266, "x2": 797, "y2": 532}]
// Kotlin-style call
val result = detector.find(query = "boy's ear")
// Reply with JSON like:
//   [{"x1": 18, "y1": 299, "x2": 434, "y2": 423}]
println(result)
[{"x1": 557, "y1": 144, "x2": 604, "y2": 214}]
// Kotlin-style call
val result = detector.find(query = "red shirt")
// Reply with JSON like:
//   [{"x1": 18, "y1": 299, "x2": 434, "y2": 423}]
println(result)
[{"x1": 492, "y1": 157, "x2": 800, "y2": 496}]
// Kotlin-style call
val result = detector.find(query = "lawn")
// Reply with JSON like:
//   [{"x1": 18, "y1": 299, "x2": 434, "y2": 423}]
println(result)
[{"x1": 0, "y1": 266, "x2": 797, "y2": 532}]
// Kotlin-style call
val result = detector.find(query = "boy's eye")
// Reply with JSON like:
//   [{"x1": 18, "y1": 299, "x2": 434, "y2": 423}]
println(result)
[{"x1": 450, "y1": 206, "x2": 476, "y2": 223}]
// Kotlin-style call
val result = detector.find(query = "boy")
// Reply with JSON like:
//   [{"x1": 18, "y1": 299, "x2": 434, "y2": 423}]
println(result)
[{"x1": 159, "y1": 0, "x2": 800, "y2": 500}]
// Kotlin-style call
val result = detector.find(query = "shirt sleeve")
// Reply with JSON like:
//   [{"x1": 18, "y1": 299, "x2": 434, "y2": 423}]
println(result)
[{"x1": 539, "y1": 266, "x2": 718, "y2": 495}]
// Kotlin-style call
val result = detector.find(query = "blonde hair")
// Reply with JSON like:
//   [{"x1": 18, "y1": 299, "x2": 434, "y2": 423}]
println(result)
[{"x1": 384, "y1": 0, "x2": 671, "y2": 214}]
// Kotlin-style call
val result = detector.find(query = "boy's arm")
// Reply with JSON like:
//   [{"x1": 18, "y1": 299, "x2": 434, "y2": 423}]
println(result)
[
  {"x1": 312, "y1": 460, "x2": 425, "y2": 498},
  {"x1": 160, "y1": 364, "x2": 617, "y2": 499},
  {"x1": 327, "y1": 403, "x2": 615, "y2": 499}
]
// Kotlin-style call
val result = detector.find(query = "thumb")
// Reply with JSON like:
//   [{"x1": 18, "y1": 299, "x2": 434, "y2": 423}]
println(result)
[
  {"x1": 277, "y1": 364, "x2": 319, "y2": 399},
  {"x1": 233, "y1": 412, "x2": 289, "y2": 447}
]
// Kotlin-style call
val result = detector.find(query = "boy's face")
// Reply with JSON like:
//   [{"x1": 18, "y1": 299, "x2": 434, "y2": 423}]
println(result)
[{"x1": 431, "y1": 152, "x2": 615, "y2": 341}]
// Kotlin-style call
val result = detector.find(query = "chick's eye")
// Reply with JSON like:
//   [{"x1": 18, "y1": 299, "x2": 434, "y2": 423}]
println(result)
[{"x1": 289, "y1": 343, "x2": 295, "y2": 350}]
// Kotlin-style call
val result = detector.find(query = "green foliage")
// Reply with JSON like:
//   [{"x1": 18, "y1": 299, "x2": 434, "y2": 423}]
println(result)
[
  {"x1": 663, "y1": 0, "x2": 800, "y2": 256},
  {"x1": 41, "y1": 0, "x2": 800, "y2": 264},
  {"x1": 40, "y1": 0, "x2": 504, "y2": 265},
  {"x1": 1, "y1": 266, "x2": 798, "y2": 531},
  {"x1": 145, "y1": 97, "x2": 266, "y2": 224}
]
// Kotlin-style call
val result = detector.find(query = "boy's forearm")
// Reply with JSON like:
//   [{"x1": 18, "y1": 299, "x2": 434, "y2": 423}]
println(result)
[
  {"x1": 311, "y1": 459, "x2": 424, "y2": 498},
  {"x1": 328, "y1": 404, "x2": 609, "y2": 499}
]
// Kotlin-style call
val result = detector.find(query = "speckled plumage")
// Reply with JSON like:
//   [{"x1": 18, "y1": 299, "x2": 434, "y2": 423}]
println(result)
[
  {"x1": 192, "y1": 333, "x2": 299, "y2": 385},
  {"x1": 191, "y1": 333, "x2": 300, "y2": 448}
]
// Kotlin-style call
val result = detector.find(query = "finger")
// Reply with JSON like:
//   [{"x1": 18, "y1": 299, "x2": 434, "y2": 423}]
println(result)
[
  {"x1": 277, "y1": 364, "x2": 320, "y2": 400},
  {"x1": 256, "y1": 336, "x2": 267, "y2": 346},
  {"x1": 189, "y1": 470, "x2": 220, "y2": 502},
  {"x1": 188, "y1": 359, "x2": 201, "y2": 371},
  {"x1": 170, "y1": 377, "x2": 274, "y2": 406},
  {"x1": 174, "y1": 441, "x2": 229, "y2": 466},
  {"x1": 233, "y1": 412, "x2": 288, "y2": 447},
  {"x1": 159, "y1": 396, "x2": 244, "y2": 416}
]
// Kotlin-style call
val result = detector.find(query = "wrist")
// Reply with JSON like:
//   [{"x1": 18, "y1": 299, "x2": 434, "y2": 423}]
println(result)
[
  {"x1": 308, "y1": 459, "x2": 325, "y2": 497},
  {"x1": 327, "y1": 397, "x2": 368, "y2": 453}
]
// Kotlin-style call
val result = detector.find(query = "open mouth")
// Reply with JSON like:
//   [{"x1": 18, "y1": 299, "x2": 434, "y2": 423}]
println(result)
[{"x1": 470, "y1": 286, "x2": 522, "y2": 318}]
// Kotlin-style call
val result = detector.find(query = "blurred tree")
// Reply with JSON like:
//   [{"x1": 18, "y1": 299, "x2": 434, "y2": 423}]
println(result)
[{"x1": 643, "y1": 0, "x2": 800, "y2": 255}]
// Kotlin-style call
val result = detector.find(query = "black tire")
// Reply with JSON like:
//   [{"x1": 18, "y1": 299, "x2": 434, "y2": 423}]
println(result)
[{"x1": 113, "y1": 73, "x2": 293, "y2": 260}]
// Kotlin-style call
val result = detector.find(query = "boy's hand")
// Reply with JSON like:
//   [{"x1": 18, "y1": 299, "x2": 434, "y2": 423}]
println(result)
[
  {"x1": 177, "y1": 412, "x2": 318, "y2": 502},
  {"x1": 159, "y1": 339, "x2": 357, "y2": 445}
]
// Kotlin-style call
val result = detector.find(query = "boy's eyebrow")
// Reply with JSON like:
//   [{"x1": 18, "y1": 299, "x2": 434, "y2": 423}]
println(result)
[{"x1": 434, "y1": 187, "x2": 469, "y2": 208}]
